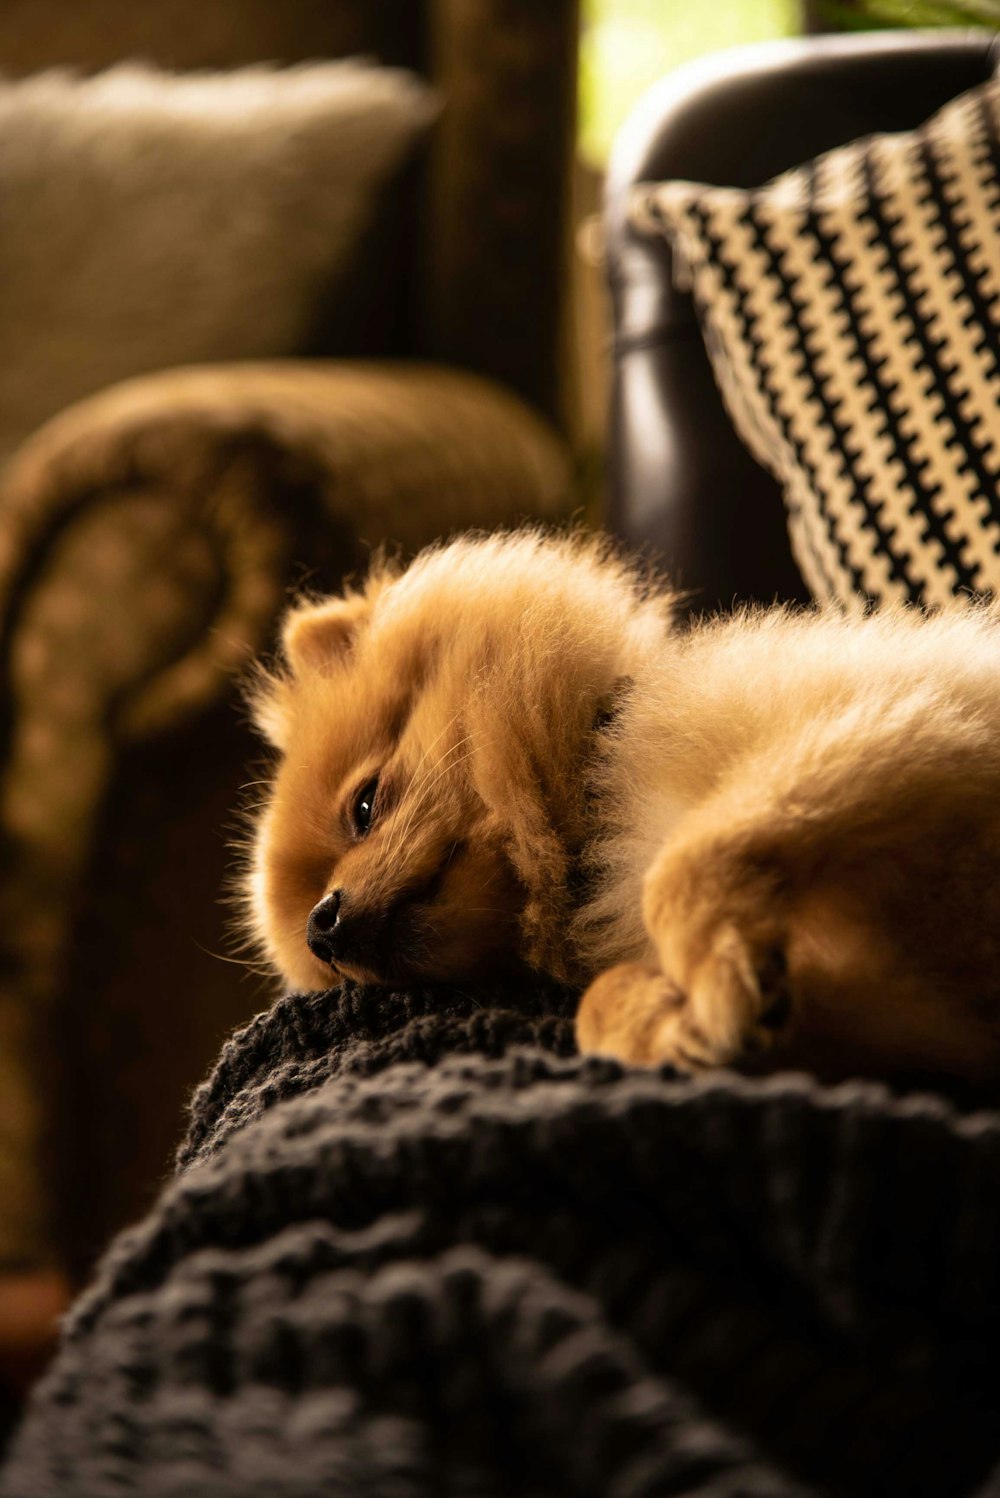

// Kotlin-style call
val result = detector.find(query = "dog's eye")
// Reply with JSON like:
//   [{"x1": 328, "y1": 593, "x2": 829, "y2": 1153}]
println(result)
[{"x1": 352, "y1": 776, "x2": 379, "y2": 837}]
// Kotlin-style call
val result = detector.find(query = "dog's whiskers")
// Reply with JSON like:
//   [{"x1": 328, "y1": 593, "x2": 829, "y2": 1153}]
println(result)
[
  {"x1": 379, "y1": 732, "x2": 467, "y2": 866},
  {"x1": 193, "y1": 938, "x2": 273, "y2": 980},
  {"x1": 382, "y1": 735, "x2": 480, "y2": 867},
  {"x1": 385, "y1": 743, "x2": 482, "y2": 870},
  {"x1": 405, "y1": 709, "x2": 463, "y2": 789}
]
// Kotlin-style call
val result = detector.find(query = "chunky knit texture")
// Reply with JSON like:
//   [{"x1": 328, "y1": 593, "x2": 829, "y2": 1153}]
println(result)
[{"x1": 5, "y1": 979, "x2": 1000, "y2": 1497}]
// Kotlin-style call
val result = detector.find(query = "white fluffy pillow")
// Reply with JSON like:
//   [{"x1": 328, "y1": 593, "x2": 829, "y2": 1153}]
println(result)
[{"x1": 0, "y1": 61, "x2": 436, "y2": 466}]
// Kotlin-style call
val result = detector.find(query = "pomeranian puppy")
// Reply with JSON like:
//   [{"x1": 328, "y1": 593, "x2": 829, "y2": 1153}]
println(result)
[{"x1": 243, "y1": 530, "x2": 1000, "y2": 1082}]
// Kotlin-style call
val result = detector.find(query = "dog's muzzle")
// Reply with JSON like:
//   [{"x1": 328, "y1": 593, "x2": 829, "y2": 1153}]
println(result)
[{"x1": 307, "y1": 890, "x2": 387, "y2": 971}]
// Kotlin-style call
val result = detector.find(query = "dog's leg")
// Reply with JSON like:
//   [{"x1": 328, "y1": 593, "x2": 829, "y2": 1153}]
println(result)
[
  {"x1": 577, "y1": 832, "x2": 802, "y2": 1071},
  {"x1": 577, "y1": 702, "x2": 1000, "y2": 1080}
]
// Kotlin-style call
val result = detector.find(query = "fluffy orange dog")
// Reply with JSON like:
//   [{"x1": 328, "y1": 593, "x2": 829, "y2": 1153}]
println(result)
[{"x1": 244, "y1": 530, "x2": 1000, "y2": 1082}]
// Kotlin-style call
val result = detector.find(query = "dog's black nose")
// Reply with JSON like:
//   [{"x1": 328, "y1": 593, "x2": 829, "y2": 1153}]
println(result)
[
  {"x1": 306, "y1": 890, "x2": 341, "y2": 965},
  {"x1": 306, "y1": 890, "x2": 386, "y2": 972}
]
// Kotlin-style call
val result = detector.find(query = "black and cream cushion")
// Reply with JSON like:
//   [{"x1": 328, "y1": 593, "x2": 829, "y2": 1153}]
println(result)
[{"x1": 633, "y1": 81, "x2": 1000, "y2": 612}]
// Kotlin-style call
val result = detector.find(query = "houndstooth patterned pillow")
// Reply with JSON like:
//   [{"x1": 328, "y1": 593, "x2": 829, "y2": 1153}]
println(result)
[{"x1": 633, "y1": 81, "x2": 1000, "y2": 612}]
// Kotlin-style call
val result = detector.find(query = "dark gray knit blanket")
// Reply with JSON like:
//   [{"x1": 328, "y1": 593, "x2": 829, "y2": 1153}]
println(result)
[{"x1": 5, "y1": 979, "x2": 1000, "y2": 1498}]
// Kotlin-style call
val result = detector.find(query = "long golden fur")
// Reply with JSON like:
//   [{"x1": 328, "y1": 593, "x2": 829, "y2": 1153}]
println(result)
[{"x1": 243, "y1": 529, "x2": 1000, "y2": 1082}]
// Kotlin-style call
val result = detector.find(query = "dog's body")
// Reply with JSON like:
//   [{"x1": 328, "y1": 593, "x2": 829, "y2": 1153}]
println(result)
[{"x1": 244, "y1": 531, "x2": 1000, "y2": 1082}]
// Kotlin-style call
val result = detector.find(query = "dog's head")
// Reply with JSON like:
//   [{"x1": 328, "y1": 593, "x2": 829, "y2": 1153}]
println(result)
[{"x1": 241, "y1": 531, "x2": 670, "y2": 991}]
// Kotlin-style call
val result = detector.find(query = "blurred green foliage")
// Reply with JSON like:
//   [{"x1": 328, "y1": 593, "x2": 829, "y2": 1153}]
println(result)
[
  {"x1": 815, "y1": 0, "x2": 1000, "y2": 25},
  {"x1": 578, "y1": 0, "x2": 802, "y2": 166}
]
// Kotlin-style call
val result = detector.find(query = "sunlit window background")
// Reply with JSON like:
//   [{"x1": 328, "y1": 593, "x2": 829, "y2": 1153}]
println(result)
[
  {"x1": 572, "y1": 0, "x2": 804, "y2": 504},
  {"x1": 578, "y1": 0, "x2": 802, "y2": 168},
  {"x1": 579, "y1": 0, "x2": 1000, "y2": 168}
]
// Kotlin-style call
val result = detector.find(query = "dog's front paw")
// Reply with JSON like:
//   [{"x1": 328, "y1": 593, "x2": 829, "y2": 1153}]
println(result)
[
  {"x1": 576, "y1": 962, "x2": 683, "y2": 1067},
  {"x1": 576, "y1": 933, "x2": 794, "y2": 1072},
  {"x1": 672, "y1": 920, "x2": 794, "y2": 1064},
  {"x1": 575, "y1": 959, "x2": 731, "y2": 1070}
]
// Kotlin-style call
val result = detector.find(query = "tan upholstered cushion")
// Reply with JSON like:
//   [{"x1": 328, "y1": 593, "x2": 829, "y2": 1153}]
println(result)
[{"x1": 0, "y1": 61, "x2": 435, "y2": 468}]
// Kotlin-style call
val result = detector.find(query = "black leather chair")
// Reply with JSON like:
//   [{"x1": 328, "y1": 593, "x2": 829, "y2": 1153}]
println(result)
[{"x1": 604, "y1": 28, "x2": 1000, "y2": 616}]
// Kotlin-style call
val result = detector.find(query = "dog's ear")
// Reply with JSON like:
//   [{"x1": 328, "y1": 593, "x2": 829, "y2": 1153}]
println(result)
[{"x1": 281, "y1": 591, "x2": 372, "y2": 675}]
